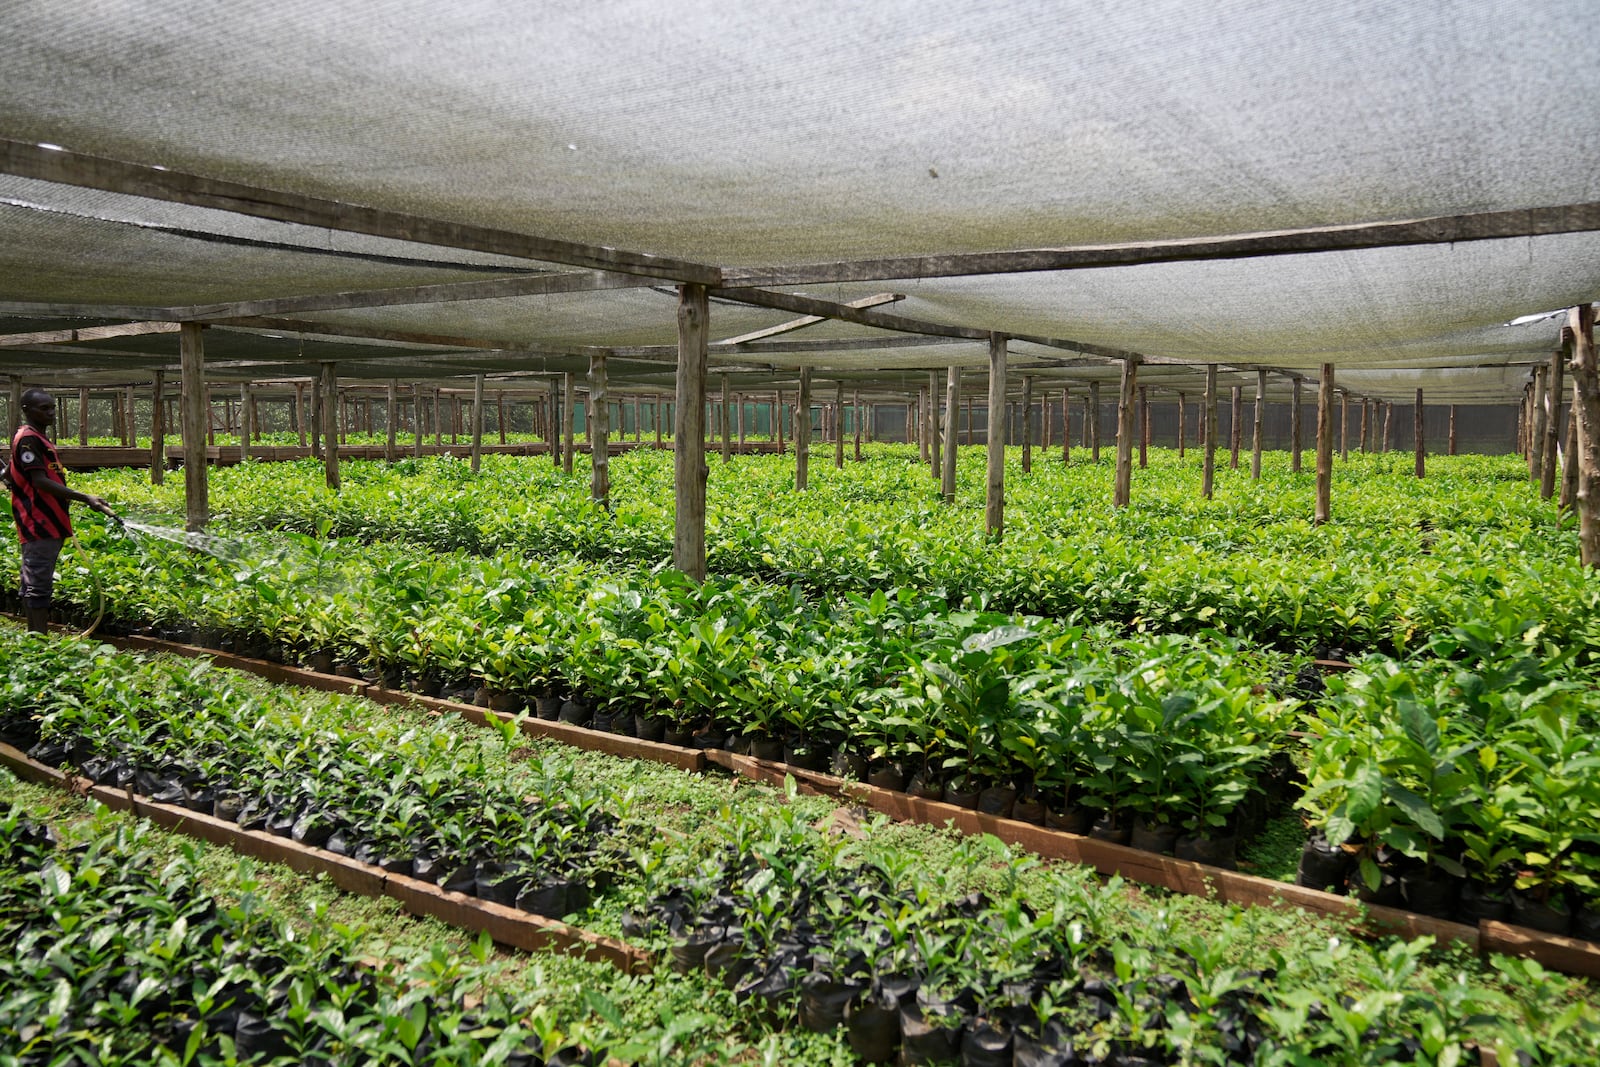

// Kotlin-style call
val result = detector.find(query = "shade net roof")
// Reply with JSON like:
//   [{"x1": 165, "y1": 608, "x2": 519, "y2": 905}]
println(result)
[{"x1": 1, "y1": 0, "x2": 1595, "y2": 403}]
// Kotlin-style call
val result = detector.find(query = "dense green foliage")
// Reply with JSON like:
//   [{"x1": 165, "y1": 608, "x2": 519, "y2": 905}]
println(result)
[{"x1": 84, "y1": 447, "x2": 1598, "y2": 656}]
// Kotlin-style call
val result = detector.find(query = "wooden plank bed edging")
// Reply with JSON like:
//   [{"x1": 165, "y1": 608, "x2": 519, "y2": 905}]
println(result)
[
  {"x1": 697, "y1": 750, "x2": 1600, "y2": 981},
  {"x1": 0, "y1": 741, "x2": 652, "y2": 975}
]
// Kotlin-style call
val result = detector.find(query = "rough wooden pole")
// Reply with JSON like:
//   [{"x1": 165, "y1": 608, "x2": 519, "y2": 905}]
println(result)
[
  {"x1": 467, "y1": 376, "x2": 484, "y2": 471},
  {"x1": 1082, "y1": 394, "x2": 1091, "y2": 449},
  {"x1": 942, "y1": 366, "x2": 960, "y2": 503},
  {"x1": 589, "y1": 355, "x2": 608, "y2": 502},
  {"x1": 1203, "y1": 366, "x2": 1218, "y2": 500},
  {"x1": 1021, "y1": 374, "x2": 1034, "y2": 474},
  {"x1": 1291, "y1": 377, "x2": 1304, "y2": 473},
  {"x1": 775, "y1": 391, "x2": 785, "y2": 454},
  {"x1": 1251, "y1": 369, "x2": 1266, "y2": 480},
  {"x1": 928, "y1": 371, "x2": 941, "y2": 480},
  {"x1": 1340, "y1": 391, "x2": 1349, "y2": 460},
  {"x1": 1542, "y1": 340, "x2": 1568, "y2": 499},
  {"x1": 854, "y1": 389, "x2": 864, "y2": 461},
  {"x1": 1561, "y1": 373, "x2": 1580, "y2": 511},
  {"x1": 795, "y1": 367, "x2": 813, "y2": 490},
  {"x1": 236, "y1": 385, "x2": 251, "y2": 460},
  {"x1": 149, "y1": 371, "x2": 166, "y2": 485},
  {"x1": 1062, "y1": 386, "x2": 1072, "y2": 464},
  {"x1": 987, "y1": 334, "x2": 1008, "y2": 537},
  {"x1": 1413, "y1": 388, "x2": 1426, "y2": 478},
  {"x1": 562, "y1": 372, "x2": 576, "y2": 475},
  {"x1": 1381, "y1": 401, "x2": 1393, "y2": 453},
  {"x1": 320, "y1": 362, "x2": 340, "y2": 490},
  {"x1": 675, "y1": 285, "x2": 709, "y2": 580},
  {"x1": 433, "y1": 388, "x2": 443, "y2": 448},
  {"x1": 122, "y1": 386, "x2": 135, "y2": 446},
  {"x1": 1448, "y1": 404, "x2": 1457, "y2": 457},
  {"x1": 834, "y1": 380, "x2": 846, "y2": 469},
  {"x1": 1138, "y1": 385, "x2": 1151, "y2": 469},
  {"x1": 77, "y1": 387, "x2": 89, "y2": 445},
  {"x1": 1176, "y1": 391, "x2": 1186, "y2": 458},
  {"x1": 1358, "y1": 398, "x2": 1369, "y2": 453},
  {"x1": 4, "y1": 376, "x2": 19, "y2": 435},
  {"x1": 179, "y1": 324, "x2": 209, "y2": 531},
  {"x1": 1568, "y1": 305, "x2": 1600, "y2": 566},
  {"x1": 1230, "y1": 386, "x2": 1242, "y2": 469},
  {"x1": 1114, "y1": 356, "x2": 1139, "y2": 508},
  {"x1": 309, "y1": 379, "x2": 322, "y2": 457},
  {"x1": 1089, "y1": 381, "x2": 1102, "y2": 462},
  {"x1": 719, "y1": 375, "x2": 733, "y2": 465},
  {"x1": 1042, "y1": 386, "x2": 1052, "y2": 451},
  {"x1": 1529, "y1": 365, "x2": 1549, "y2": 481},
  {"x1": 1315, "y1": 364, "x2": 1334, "y2": 524}
]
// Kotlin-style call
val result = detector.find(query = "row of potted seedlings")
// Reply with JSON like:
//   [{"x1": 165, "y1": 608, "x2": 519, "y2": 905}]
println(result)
[
  {"x1": 0, "y1": 633, "x2": 631, "y2": 921},
  {"x1": 21, "y1": 524, "x2": 1600, "y2": 934},
  {"x1": 1295, "y1": 616, "x2": 1600, "y2": 938},
  {"x1": 0, "y1": 806, "x2": 587, "y2": 1066},
  {"x1": 34, "y1": 526, "x2": 1308, "y2": 875}
]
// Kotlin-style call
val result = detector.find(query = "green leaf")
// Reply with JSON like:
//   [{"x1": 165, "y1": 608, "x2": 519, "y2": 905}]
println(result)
[{"x1": 1386, "y1": 782, "x2": 1446, "y2": 840}]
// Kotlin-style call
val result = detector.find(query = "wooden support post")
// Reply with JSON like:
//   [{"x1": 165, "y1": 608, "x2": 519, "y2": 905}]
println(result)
[
  {"x1": 1082, "y1": 394, "x2": 1091, "y2": 449},
  {"x1": 1251, "y1": 369, "x2": 1266, "y2": 480},
  {"x1": 5, "y1": 376, "x2": 19, "y2": 434},
  {"x1": 854, "y1": 389, "x2": 864, "y2": 461},
  {"x1": 588, "y1": 355, "x2": 608, "y2": 502},
  {"x1": 1358, "y1": 398, "x2": 1370, "y2": 453},
  {"x1": 775, "y1": 391, "x2": 785, "y2": 454},
  {"x1": 675, "y1": 285, "x2": 709, "y2": 580},
  {"x1": 1042, "y1": 385, "x2": 1052, "y2": 451},
  {"x1": 1177, "y1": 391, "x2": 1186, "y2": 458},
  {"x1": 470, "y1": 374, "x2": 485, "y2": 473},
  {"x1": 965, "y1": 396, "x2": 974, "y2": 446},
  {"x1": 378, "y1": 380, "x2": 395, "y2": 461},
  {"x1": 795, "y1": 366, "x2": 812, "y2": 490},
  {"x1": 497, "y1": 392, "x2": 507, "y2": 445},
  {"x1": 1138, "y1": 386, "x2": 1150, "y2": 469},
  {"x1": 122, "y1": 386, "x2": 135, "y2": 446},
  {"x1": 1203, "y1": 366, "x2": 1218, "y2": 500},
  {"x1": 722, "y1": 375, "x2": 734, "y2": 464},
  {"x1": 1381, "y1": 401, "x2": 1393, "y2": 453},
  {"x1": 1448, "y1": 404, "x2": 1458, "y2": 457},
  {"x1": 562, "y1": 373, "x2": 576, "y2": 475},
  {"x1": 236, "y1": 384, "x2": 251, "y2": 462},
  {"x1": 928, "y1": 371, "x2": 941, "y2": 479},
  {"x1": 1340, "y1": 391, "x2": 1349, "y2": 460},
  {"x1": 1413, "y1": 388, "x2": 1426, "y2": 478},
  {"x1": 1062, "y1": 386, "x2": 1072, "y2": 464},
  {"x1": 309, "y1": 380, "x2": 322, "y2": 457},
  {"x1": 834, "y1": 381, "x2": 846, "y2": 469},
  {"x1": 434, "y1": 388, "x2": 443, "y2": 448},
  {"x1": 206, "y1": 390, "x2": 216, "y2": 447},
  {"x1": 1542, "y1": 341, "x2": 1568, "y2": 499},
  {"x1": 942, "y1": 366, "x2": 960, "y2": 503},
  {"x1": 1114, "y1": 356, "x2": 1139, "y2": 508},
  {"x1": 1228, "y1": 385, "x2": 1241, "y2": 469},
  {"x1": 1568, "y1": 305, "x2": 1600, "y2": 566},
  {"x1": 1021, "y1": 375, "x2": 1034, "y2": 474},
  {"x1": 413, "y1": 384, "x2": 425, "y2": 458},
  {"x1": 1291, "y1": 378, "x2": 1304, "y2": 473},
  {"x1": 320, "y1": 362, "x2": 340, "y2": 490},
  {"x1": 736, "y1": 393, "x2": 746, "y2": 452},
  {"x1": 987, "y1": 334, "x2": 1008, "y2": 537},
  {"x1": 1315, "y1": 364, "x2": 1334, "y2": 524},
  {"x1": 149, "y1": 372, "x2": 166, "y2": 485},
  {"x1": 1530, "y1": 365, "x2": 1549, "y2": 481},
  {"x1": 1089, "y1": 381, "x2": 1101, "y2": 461},
  {"x1": 179, "y1": 325, "x2": 209, "y2": 530},
  {"x1": 1562, "y1": 373, "x2": 1580, "y2": 511},
  {"x1": 77, "y1": 387, "x2": 89, "y2": 445}
]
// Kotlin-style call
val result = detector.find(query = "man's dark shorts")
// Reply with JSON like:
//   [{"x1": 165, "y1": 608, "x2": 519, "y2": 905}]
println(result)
[{"x1": 19, "y1": 538, "x2": 63, "y2": 608}]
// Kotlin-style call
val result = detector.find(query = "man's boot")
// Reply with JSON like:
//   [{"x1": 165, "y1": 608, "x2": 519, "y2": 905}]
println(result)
[{"x1": 24, "y1": 606, "x2": 48, "y2": 634}]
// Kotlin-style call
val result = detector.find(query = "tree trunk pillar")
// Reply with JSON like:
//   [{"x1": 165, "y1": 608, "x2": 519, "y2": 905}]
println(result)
[
  {"x1": 1315, "y1": 364, "x2": 1334, "y2": 524},
  {"x1": 675, "y1": 285, "x2": 709, "y2": 580},
  {"x1": 1567, "y1": 305, "x2": 1600, "y2": 566},
  {"x1": 1251, "y1": 369, "x2": 1266, "y2": 480},
  {"x1": 319, "y1": 362, "x2": 340, "y2": 490},
  {"x1": 987, "y1": 334, "x2": 1008, "y2": 536},
  {"x1": 942, "y1": 366, "x2": 960, "y2": 503},
  {"x1": 588, "y1": 355, "x2": 609, "y2": 502},
  {"x1": 1114, "y1": 356, "x2": 1140, "y2": 508},
  {"x1": 150, "y1": 371, "x2": 166, "y2": 485},
  {"x1": 1203, "y1": 365, "x2": 1218, "y2": 500},
  {"x1": 179, "y1": 324, "x2": 209, "y2": 530}
]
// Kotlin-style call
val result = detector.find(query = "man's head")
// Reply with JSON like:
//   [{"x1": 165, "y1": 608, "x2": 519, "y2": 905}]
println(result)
[{"x1": 20, "y1": 387, "x2": 55, "y2": 430}]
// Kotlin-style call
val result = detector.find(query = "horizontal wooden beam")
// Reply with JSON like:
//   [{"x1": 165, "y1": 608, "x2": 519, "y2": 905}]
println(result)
[
  {"x1": 720, "y1": 201, "x2": 1600, "y2": 287},
  {"x1": 714, "y1": 292, "x2": 904, "y2": 344},
  {"x1": 0, "y1": 320, "x2": 181, "y2": 347},
  {"x1": 713, "y1": 288, "x2": 990, "y2": 340},
  {"x1": 170, "y1": 270, "x2": 656, "y2": 320},
  {"x1": 0, "y1": 138, "x2": 721, "y2": 285},
  {"x1": 212, "y1": 316, "x2": 588, "y2": 357}
]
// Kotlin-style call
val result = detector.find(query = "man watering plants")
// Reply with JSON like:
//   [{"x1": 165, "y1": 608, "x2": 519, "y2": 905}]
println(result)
[{"x1": 8, "y1": 387, "x2": 118, "y2": 633}]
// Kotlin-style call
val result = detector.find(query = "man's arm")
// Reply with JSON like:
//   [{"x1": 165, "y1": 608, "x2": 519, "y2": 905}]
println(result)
[{"x1": 28, "y1": 469, "x2": 117, "y2": 517}]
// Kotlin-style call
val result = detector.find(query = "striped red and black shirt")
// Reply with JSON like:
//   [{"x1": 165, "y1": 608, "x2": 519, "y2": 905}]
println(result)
[{"x1": 10, "y1": 426, "x2": 72, "y2": 542}]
